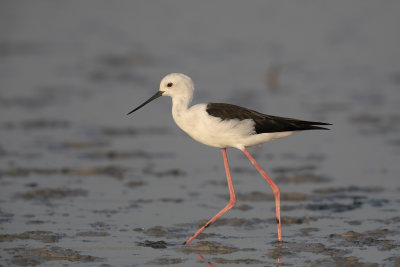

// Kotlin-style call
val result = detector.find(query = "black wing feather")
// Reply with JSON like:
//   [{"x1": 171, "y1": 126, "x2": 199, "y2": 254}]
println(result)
[{"x1": 206, "y1": 103, "x2": 331, "y2": 134}]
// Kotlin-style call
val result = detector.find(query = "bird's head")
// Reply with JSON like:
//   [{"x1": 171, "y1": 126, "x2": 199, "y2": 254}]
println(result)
[{"x1": 127, "y1": 73, "x2": 194, "y2": 115}]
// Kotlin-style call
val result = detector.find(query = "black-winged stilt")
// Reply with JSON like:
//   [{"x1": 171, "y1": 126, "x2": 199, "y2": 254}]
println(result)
[{"x1": 128, "y1": 73, "x2": 331, "y2": 245}]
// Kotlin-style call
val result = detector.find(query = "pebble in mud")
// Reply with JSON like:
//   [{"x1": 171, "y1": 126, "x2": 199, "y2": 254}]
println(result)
[
  {"x1": 182, "y1": 241, "x2": 238, "y2": 254},
  {"x1": 5, "y1": 246, "x2": 99, "y2": 266}
]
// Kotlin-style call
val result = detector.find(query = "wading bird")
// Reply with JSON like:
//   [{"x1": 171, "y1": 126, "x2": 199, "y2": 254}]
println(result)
[{"x1": 128, "y1": 73, "x2": 330, "y2": 244}]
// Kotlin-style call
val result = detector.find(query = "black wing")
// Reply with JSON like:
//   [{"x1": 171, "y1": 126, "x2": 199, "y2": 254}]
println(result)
[{"x1": 206, "y1": 103, "x2": 331, "y2": 134}]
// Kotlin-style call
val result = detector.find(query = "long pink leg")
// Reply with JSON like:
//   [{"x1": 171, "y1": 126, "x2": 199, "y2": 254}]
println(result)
[
  {"x1": 184, "y1": 148, "x2": 237, "y2": 245},
  {"x1": 241, "y1": 147, "x2": 282, "y2": 242}
]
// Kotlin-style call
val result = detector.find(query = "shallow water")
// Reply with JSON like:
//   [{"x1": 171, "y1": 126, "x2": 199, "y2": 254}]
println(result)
[{"x1": 1, "y1": 1, "x2": 399, "y2": 266}]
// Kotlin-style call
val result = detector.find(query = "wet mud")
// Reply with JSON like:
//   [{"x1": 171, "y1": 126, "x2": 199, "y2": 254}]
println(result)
[
  {"x1": 5, "y1": 247, "x2": 99, "y2": 266},
  {"x1": 1, "y1": 1, "x2": 400, "y2": 266}
]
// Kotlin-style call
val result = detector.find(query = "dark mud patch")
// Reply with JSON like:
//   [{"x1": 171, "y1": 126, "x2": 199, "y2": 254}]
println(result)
[
  {"x1": 385, "y1": 257, "x2": 400, "y2": 266},
  {"x1": 280, "y1": 204, "x2": 303, "y2": 211},
  {"x1": 313, "y1": 186, "x2": 384, "y2": 195},
  {"x1": 197, "y1": 217, "x2": 264, "y2": 228},
  {"x1": 26, "y1": 220, "x2": 47, "y2": 225},
  {"x1": 0, "y1": 210, "x2": 14, "y2": 224},
  {"x1": 5, "y1": 246, "x2": 100, "y2": 266},
  {"x1": 0, "y1": 93, "x2": 59, "y2": 110},
  {"x1": 231, "y1": 166, "x2": 258, "y2": 175},
  {"x1": 126, "y1": 180, "x2": 147, "y2": 188},
  {"x1": 237, "y1": 203, "x2": 253, "y2": 211},
  {"x1": 142, "y1": 226, "x2": 168, "y2": 238},
  {"x1": 143, "y1": 165, "x2": 186, "y2": 178},
  {"x1": 17, "y1": 188, "x2": 88, "y2": 201},
  {"x1": 272, "y1": 164, "x2": 317, "y2": 173},
  {"x1": 1, "y1": 119, "x2": 70, "y2": 130},
  {"x1": 101, "y1": 126, "x2": 168, "y2": 137},
  {"x1": 232, "y1": 191, "x2": 309, "y2": 202},
  {"x1": 58, "y1": 140, "x2": 108, "y2": 149},
  {"x1": 272, "y1": 164, "x2": 330, "y2": 183},
  {"x1": 310, "y1": 256, "x2": 379, "y2": 267},
  {"x1": 66, "y1": 166, "x2": 128, "y2": 179},
  {"x1": 160, "y1": 198, "x2": 183, "y2": 203},
  {"x1": 300, "y1": 227, "x2": 319, "y2": 235},
  {"x1": 306, "y1": 202, "x2": 362, "y2": 212},
  {"x1": 330, "y1": 229, "x2": 398, "y2": 251},
  {"x1": 92, "y1": 209, "x2": 118, "y2": 217},
  {"x1": 347, "y1": 220, "x2": 362, "y2": 225},
  {"x1": 0, "y1": 41, "x2": 41, "y2": 57},
  {"x1": 90, "y1": 221, "x2": 112, "y2": 231},
  {"x1": 82, "y1": 150, "x2": 173, "y2": 160},
  {"x1": 268, "y1": 216, "x2": 318, "y2": 225},
  {"x1": 280, "y1": 152, "x2": 326, "y2": 162},
  {"x1": 138, "y1": 240, "x2": 168, "y2": 249},
  {"x1": 0, "y1": 148, "x2": 40, "y2": 160},
  {"x1": 213, "y1": 257, "x2": 264, "y2": 264},
  {"x1": 98, "y1": 51, "x2": 152, "y2": 68},
  {"x1": 0, "y1": 231, "x2": 63, "y2": 243},
  {"x1": 376, "y1": 216, "x2": 400, "y2": 225},
  {"x1": 268, "y1": 242, "x2": 349, "y2": 259},
  {"x1": 139, "y1": 225, "x2": 210, "y2": 242},
  {"x1": 76, "y1": 231, "x2": 110, "y2": 237},
  {"x1": 88, "y1": 51, "x2": 151, "y2": 82},
  {"x1": 140, "y1": 225, "x2": 187, "y2": 239},
  {"x1": 309, "y1": 185, "x2": 387, "y2": 212},
  {"x1": 182, "y1": 241, "x2": 238, "y2": 254},
  {"x1": 149, "y1": 257, "x2": 185, "y2": 264},
  {"x1": 1, "y1": 165, "x2": 128, "y2": 180},
  {"x1": 349, "y1": 113, "x2": 400, "y2": 135},
  {"x1": 276, "y1": 173, "x2": 330, "y2": 183},
  {"x1": 309, "y1": 101, "x2": 350, "y2": 115}
]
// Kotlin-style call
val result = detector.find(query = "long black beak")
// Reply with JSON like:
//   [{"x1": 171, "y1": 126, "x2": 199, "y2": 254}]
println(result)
[{"x1": 127, "y1": 91, "x2": 164, "y2": 115}]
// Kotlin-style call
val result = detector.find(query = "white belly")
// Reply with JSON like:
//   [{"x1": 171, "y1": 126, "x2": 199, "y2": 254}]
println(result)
[{"x1": 172, "y1": 104, "x2": 294, "y2": 149}]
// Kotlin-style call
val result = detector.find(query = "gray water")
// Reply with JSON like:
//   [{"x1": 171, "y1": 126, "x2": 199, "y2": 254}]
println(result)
[{"x1": 1, "y1": 1, "x2": 399, "y2": 266}]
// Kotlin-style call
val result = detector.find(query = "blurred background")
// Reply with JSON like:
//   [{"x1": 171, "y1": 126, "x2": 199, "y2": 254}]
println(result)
[{"x1": 1, "y1": 1, "x2": 399, "y2": 266}]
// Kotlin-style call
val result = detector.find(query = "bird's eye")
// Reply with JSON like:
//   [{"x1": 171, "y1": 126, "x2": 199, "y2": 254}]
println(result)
[{"x1": 167, "y1": 82, "x2": 173, "y2": 87}]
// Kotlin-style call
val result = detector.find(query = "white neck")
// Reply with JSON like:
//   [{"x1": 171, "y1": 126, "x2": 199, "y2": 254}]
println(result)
[
  {"x1": 172, "y1": 93, "x2": 191, "y2": 112},
  {"x1": 171, "y1": 94, "x2": 193, "y2": 129}
]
